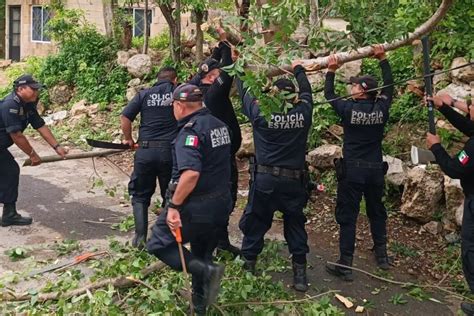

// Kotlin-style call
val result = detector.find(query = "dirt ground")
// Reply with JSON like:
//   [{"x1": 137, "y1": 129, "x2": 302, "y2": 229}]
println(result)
[{"x1": 0, "y1": 139, "x2": 467, "y2": 315}]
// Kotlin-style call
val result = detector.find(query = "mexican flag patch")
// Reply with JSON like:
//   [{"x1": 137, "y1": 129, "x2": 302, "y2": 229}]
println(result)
[
  {"x1": 457, "y1": 150, "x2": 470, "y2": 165},
  {"x1": 185, "y1": 135, "x2": 199, "y2": 147}
]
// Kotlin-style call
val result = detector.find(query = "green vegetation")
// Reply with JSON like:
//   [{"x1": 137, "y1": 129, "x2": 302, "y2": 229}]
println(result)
[{"x1": 0, "y1": 240, "x2": 342, "y2": 315}]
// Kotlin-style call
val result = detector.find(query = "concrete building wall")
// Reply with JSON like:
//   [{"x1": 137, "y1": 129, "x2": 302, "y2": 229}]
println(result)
[{"x1": 5, "y1": 0, "x2": 192, "y2": 60}]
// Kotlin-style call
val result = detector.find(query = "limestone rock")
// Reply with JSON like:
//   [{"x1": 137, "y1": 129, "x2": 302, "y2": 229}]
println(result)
[
  {"x1": 307, "y1": 144, "x2": 342, "y2": 170},
  {"x1": 70, "y1": 100, "x2": 88, "y2": 117},
  {"x1": 49, "y1": 84, "x2": 73, "y2": 105},
  {"x1": 44, "y1": 110, "x2": 68, "y2": 126},
  {"x1": 400, "y1": 166, "x2": 444, "y2": 223},
  {"x1": 451, "y1": 57, "x2": 474, "y2": 83},
  {"x1": 383, "y1": 155, "x2": 406, "y2": 186},
  {"x1": 307, "y1": 72, "x2": 325, "y2": 88},
  {"x1": 116, "y1": 50, "x2": 130, "y2": 67},
  {"x1": 438, "y1": 83, "x2": 471, "y2": 101},
  {"x1": 126, "y1": 54, "x2": 152, "y2": 78},
  {"x1": 444, "y1": 176, "x2": 464, "y2": 226},
  {"x1": 128, "y1": 78, "x2": 141, "y2": 87},
  {"x1": 236, "y1": 124, "x2": 254, "y2": 158},
  {"x1": 422, "y1": 221, "x2": 442, "y2": 235},
  {"x1": 339, "y1": 60, "x2": 362, "y2": 83},
  {"x1": 126, "y1": 87, "x2": 138, "y2": 102},
  {"x1": 433, "y1": 70, "x2": 450, "y2": 88}
]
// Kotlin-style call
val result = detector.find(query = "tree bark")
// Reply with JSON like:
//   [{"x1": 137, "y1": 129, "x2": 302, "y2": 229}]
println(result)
[
  {"x1": 143, "y1": 0, "x2": 149, "y2": 54},
  {"x1": 195, "y1": 9, "x2": 204, "y2": 63},
  {"x1": 309, "y1": 0, "x2": 319, "y2": 27},
  {"x1": 22, "y1": 150, "x2": 125, "y2": 167},
  {"x1": 102, "y1": 0, "x2": 115, "y2": 38},
  {"x1": 239, "y1": 0, "x2": 251, "y2": 33},
  {"x1": 261, "y1": 0, "x2": 453, "y2": 77},
  {"x1": 159, "y1": 1, "x2": 181, "y2": 63},
  {"x1": 2, "y1": 262, "x2": 166, "y2": 302}
]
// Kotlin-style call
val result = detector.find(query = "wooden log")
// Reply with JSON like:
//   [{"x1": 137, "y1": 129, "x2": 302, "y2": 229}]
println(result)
[{"x1": 22, "y1": 149, "x2": 125, "y2": 167}]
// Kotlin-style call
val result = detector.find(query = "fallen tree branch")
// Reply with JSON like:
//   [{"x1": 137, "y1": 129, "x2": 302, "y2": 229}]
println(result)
[
  {"x1": 1, "y1": 261, "x2": 166, "y2": 302},
  {"x1": 265, "y1": 0, "x2": 453, "y2": 76},
  {"x1": 219, "y1": 289, "x2": 340, "y2": 308},
  {"x1": 327, "y1": 261, "x2": 473, "y2": 302}
]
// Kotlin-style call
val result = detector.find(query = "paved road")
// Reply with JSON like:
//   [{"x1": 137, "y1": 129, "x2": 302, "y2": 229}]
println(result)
[{"x1": 0, "y1": 139, "x2": 132, "y2": 275}]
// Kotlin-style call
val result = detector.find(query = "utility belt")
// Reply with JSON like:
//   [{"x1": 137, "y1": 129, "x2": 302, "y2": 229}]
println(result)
[
  {"x1": 345, "y1": 159, "x2": 386, "y2": 169},
  {"x1": 334, "y1": 158, "x2": 388, "y2": 181},
  {"x1": 166, "y1": 181, "x2": 228, "y2": 204},
  {"x1": 255, "y1": 164, "x2": 303, "y2": 180},
  {"x1": 138, "y1": 140, "x2": 171, "y2": 149}
]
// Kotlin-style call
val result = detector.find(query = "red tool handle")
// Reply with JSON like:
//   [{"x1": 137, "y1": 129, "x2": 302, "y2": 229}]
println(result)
[{"x1": 175, "y1": 227, "x2": 182, "y2": 243}]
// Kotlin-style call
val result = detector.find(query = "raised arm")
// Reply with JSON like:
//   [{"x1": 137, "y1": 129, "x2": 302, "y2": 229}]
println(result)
[
  {"x1": 324, "y1": 55, "x2": 347, "y2": 117},
  {"x1": 373, "y1": 45, "x2": 393, "y2": 106},
  {"x1": 292, "y1": 61, "x2": 312, "y2": 106},
  {"x1": 236, "y1": 77, "x2": 259, "y2": 119},
  {"x1": 429, "y1": 94, "x2": 474, "y2": 137}
]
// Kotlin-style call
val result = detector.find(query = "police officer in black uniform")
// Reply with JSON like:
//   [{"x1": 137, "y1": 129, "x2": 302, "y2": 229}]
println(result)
[
  {"x1": 147, "y1": 84, "x2": 232, "y2": 315},
  {"x1": 0, "y1": 74, "x2": 67, "y2": 226},
  {"x1": 121, "y1": 67, "x2": 178, "y2": 248},
  {"x1": 188, "y1": 27, "x2": 242, "y2": 256},
  {"x1": 426, "y1": 94, "x2": 474, "y2": 316},
  {"x1": 324, "y1": 45, "x2": 393, "y2": 281},
  {"x1": 236, "y1": 60, "x2": 313, "y2": 292}
]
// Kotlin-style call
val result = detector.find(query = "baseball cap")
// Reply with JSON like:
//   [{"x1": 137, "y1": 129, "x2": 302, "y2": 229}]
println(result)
[
  {"x1": 349, "y1": 75, "x2": 378, "y2": 92},
  {"x1": 198, "y1": 58, "x2": 220, "y2": 75},
  {"x1": 273, "y1": 78, "x2": 296, "y2": 94},
  {"x1": 13, "y1": 74, "x2": 43, "y2": 89},
  {"x1": 164, "y1": 84, "x2": 203, "y2": 106}
]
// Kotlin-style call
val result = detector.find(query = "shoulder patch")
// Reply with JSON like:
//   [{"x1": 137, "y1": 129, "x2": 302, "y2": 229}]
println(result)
[
  {"x1": 184, "y1": 121, "x2": 195, "y2": 129},
  {"x1": 13, "y1": 95, "x2": 20, "y2": 103},
  {"x1": 184, "y1": 135, "x2": 199, "y2": 147},
  {"x1": 217, "y1": 77, "x2": 223, "y2": 86},
  {"x1": 458, "y1": 150, "x2": 470, "y2": 165},
  {"x1": 379, "y1": 95, "x2": 388, "y2": 100}
]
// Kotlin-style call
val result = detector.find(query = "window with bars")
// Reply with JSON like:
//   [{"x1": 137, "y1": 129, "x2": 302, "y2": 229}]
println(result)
[
  {"x1": 132, "y1": 8, "x2": 152, "y2": 37},
  {"x1": 31, "y1": 6, "x2": 51, "y2": 42}
]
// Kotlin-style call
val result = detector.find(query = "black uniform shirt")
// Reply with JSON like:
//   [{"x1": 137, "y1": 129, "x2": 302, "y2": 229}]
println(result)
[
  {"x1": 324, "y1": 59, "x2": 394, "y2": 162},
  {"x1": 171, "y1": 107, "x2": 231, "y2": 195},
  {"x1": 0, "y1": 92, "x2": 45, "y2": 149},
  {"x1": 431, "y1": 105, "x2": 474, "y2": 195},
  {"x1": 188, "y1": 42, "x2": 242, "y2": 155},
  {"x1": 121, "y1": 79, "x2": 177, "y2": 141},
  {"x1": 236, "y1": 65, "x2": 313, "y2": 170}
]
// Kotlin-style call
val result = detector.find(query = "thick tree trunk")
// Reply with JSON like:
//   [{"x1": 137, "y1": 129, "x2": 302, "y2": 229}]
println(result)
[
  {"x1": 102, "y1": 0, "x2": 115, "y2": 38},
  {"x1": 239, "y1": 0, "x2": 251, "y2": 33},
  {"x1": 195, "y1": 10, "x2": 204, "y2": 63},
  {"x1": 159, "y1": 1, "x2": 181, "y2": 63},
  {"x1": 143, "y1": 0, "x2": 149, "y2": 54},
  {"x1": 309, "y1": 0, "x2": 319, "y2": 27}
]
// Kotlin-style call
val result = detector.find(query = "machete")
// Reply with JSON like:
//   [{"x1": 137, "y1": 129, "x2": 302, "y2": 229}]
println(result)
[
  {"x1": 410, "y1": 36, "x2": 437, "y2": 165},
  {"x1": 86, "y1": 138, "x2": 134, "y2": 150}
]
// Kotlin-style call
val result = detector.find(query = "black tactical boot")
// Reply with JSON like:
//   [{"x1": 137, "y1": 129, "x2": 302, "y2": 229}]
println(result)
[
  {"x1": 461, "y1": 301, "x2": 474, "y2": 315},
  {"x1": 1, "y1": 203, "x2": 32, "y2": 227},
  {"x1": 216, "y1": 231, "x2": 241, "y2": 258},
  {"x1": 292, "y1": 262, "x2": 308, "y2": 292},
  {"x1": 242, "y1": 258, "x2": 257, "y2": 275},
  {"x1": 188, "y1": 259, "x2": 225, "y2": 306},
  {"x1": 373, "y1": 245, "x2": 391, "y2": 270},
  {"x1": 131, "y1": 203, "x2": 148, "y2": 249},
  {"x1": 192, "y1": 276, "x2": 207, "y2": 316},
  {"x1": 325, "y1": 255, "x2": 354, "y2": 282}
]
